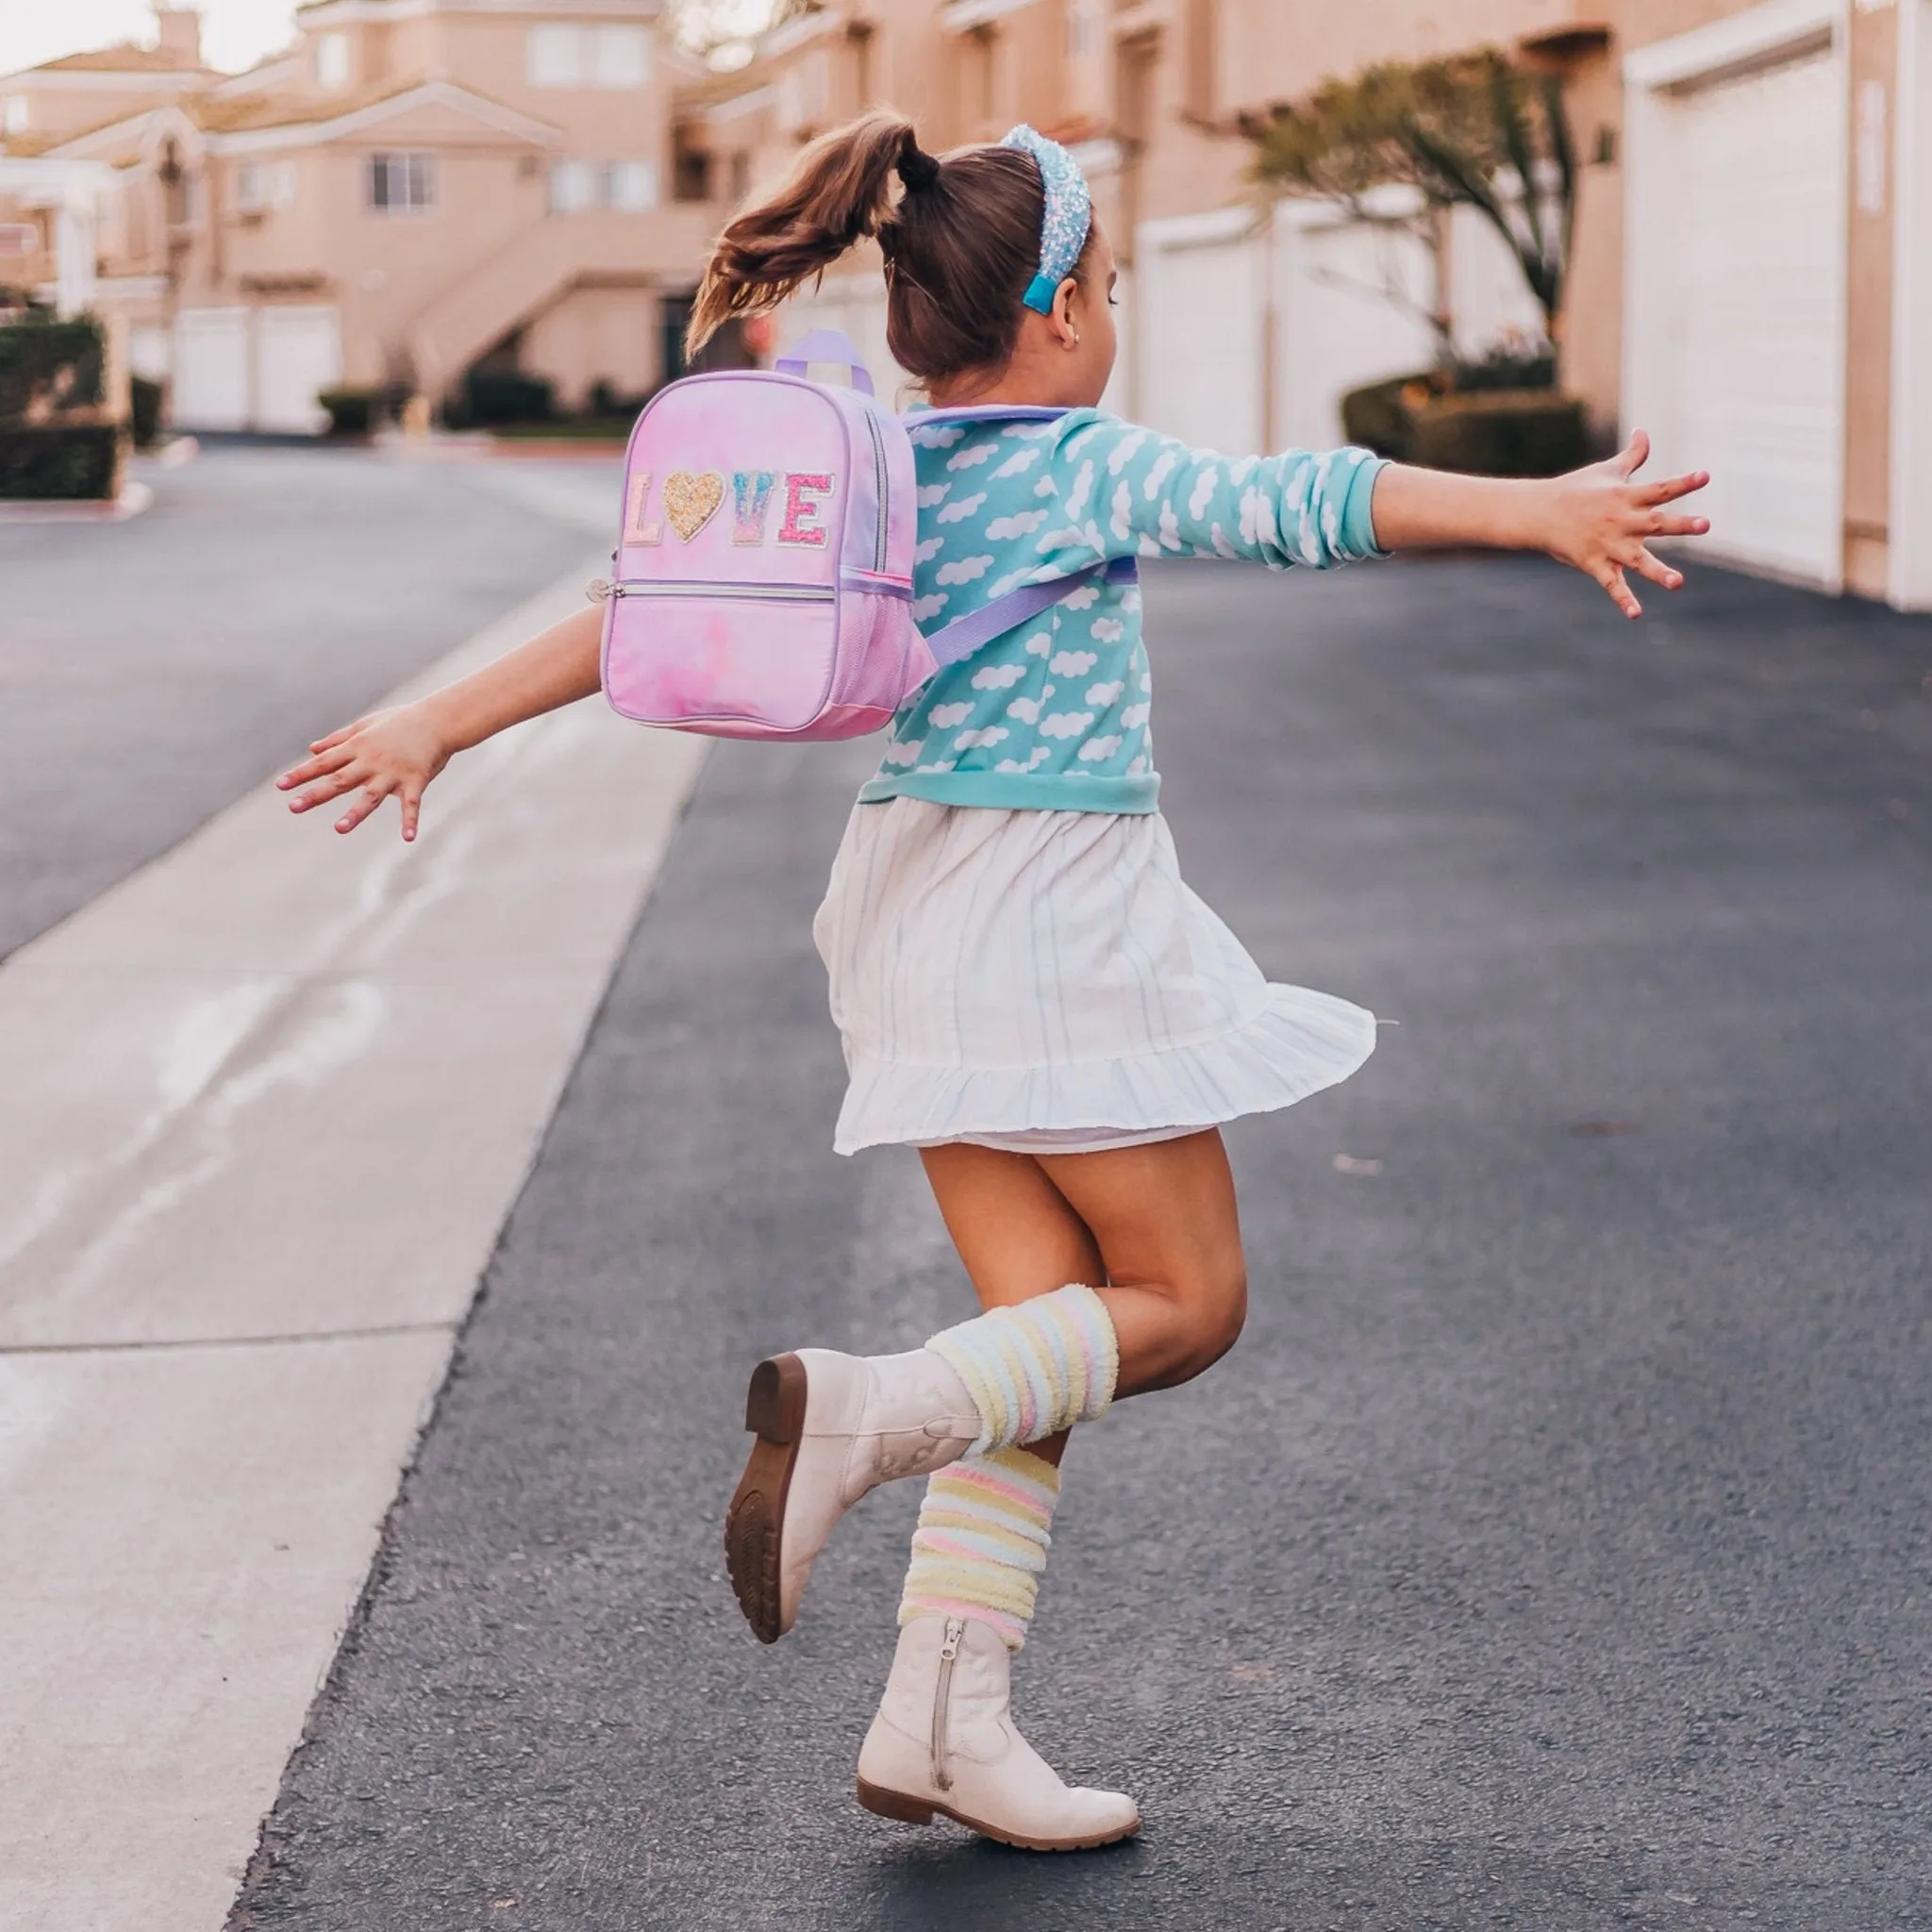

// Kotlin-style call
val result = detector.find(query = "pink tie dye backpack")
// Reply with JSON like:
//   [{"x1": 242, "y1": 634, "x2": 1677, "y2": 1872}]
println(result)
[{"x1": 595, "y1": 328, "x2": 1117, "y2": 742}]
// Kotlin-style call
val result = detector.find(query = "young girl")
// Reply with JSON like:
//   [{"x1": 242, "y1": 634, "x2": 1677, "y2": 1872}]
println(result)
[{"x1": 281, "y1": 114, "x2": 1708, "y2": 1854}]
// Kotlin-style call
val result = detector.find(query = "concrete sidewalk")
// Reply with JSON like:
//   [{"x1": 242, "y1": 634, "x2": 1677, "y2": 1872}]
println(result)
[{"x1": 0, "y1": 564, "x2": 704, "y2": 1932}]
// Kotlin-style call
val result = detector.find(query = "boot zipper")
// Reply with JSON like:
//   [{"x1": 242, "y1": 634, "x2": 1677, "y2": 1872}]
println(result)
[{"x1": 931, "y1": 1616, "x2": 964, "y2": 1793}]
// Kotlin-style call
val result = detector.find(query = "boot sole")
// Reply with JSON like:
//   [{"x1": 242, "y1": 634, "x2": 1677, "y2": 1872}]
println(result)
[
  {"x1": 856, "y1": 1776, "x2": 1140, "y2": 1852},
  {"x1": 724, "y1": 1353, "x2": 810, "y2": 1643}
]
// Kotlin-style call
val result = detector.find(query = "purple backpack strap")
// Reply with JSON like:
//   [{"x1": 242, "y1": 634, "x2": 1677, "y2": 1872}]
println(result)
[
  {"x1": 774, "y1": 327, "x2": 875, "y2": 396},
  {"x1": 924, "y1": 556, "x2": 1138, "y2": 670}
]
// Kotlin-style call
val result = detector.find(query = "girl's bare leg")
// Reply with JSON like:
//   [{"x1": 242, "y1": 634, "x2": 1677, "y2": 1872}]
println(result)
[
  {"x1": 915, "y1": 1144, "x2": 1106, "y2": 1469},
  {"x1": 919, "y1": 1128, "x2": 1249, "y2": 1407}
]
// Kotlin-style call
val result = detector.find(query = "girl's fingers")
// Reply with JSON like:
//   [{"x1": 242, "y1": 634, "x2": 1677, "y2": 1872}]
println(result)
[
  {"x1": 1649, "y1": 512, "x2": 1710, "y2": 538},
  {"x1": 308, "y1": 718, "x2": 369, "y2": 755},
  {"x1": 1616, "y1": 428, "x2": 1652, "y2": 479},
  {"x1": 1595, "y1": 559, "x2": 1642, "y2": 619},
  {"x1": 277, "y1": 744, "x2": 354, "y2": 791},
  {"x1": 1630, "y1": 547, "x2": 1685, "y2": 591},
  {"x1": 1641, "y1": 469, "x2": 1710, "y2": 507},
  {"x1": 399, "y1": 786, "x2": 424, "y2": 843},
  {"x1": 291, "y1": 765, "x2": 368, "y2": 812},
  {"x1": 334, "y1": 781, "x2": 391, "y2": 836}
]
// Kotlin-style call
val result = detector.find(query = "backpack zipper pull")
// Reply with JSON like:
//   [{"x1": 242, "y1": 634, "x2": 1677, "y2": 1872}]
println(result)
[
  {"x1": 931, "y1": 1616, "x2": 965, "y2": 1793},
  {"x1": 586, "y1": 577, "x2": 616, "y2": 604}
]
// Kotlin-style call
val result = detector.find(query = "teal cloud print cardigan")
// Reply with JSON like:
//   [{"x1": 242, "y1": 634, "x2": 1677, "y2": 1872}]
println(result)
[{"x1": 858, "y1": 407, "x2": 1390, "y2": 816}]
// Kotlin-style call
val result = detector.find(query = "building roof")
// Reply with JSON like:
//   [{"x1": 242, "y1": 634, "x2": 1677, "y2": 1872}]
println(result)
[
  {"x1": 32, "y1": 45, "x2": 217, "y2": 77},
  {"x1": 187, "y1": 76, "x2": 560, "y2": 139}
]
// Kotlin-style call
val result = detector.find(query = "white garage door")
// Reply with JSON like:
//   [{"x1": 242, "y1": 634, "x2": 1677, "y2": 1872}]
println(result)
[
  {"x1": 1645, "y1": 49, "x2": 1845, "y2": 585},
  {"x1": 172, "y1": 308, "x2": 250, "y2": 431},
  {"x1": 254, "y1": 307, "x2": 341, "y2": 435},
  {"x1": 1136, "y1": 212, "x2": 1266, "y2": 456},
  {"x1": 1273, "y1": 207, "x2": 1438, "y2": 452}
]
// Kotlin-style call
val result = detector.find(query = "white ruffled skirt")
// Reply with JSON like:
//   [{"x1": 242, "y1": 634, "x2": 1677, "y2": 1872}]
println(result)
[{"x1": 813, "y1": 796, "x2": 1376, "y2": 1158}]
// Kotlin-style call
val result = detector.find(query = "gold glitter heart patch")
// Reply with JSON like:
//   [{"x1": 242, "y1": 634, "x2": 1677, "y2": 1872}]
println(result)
[{"x1": 664, "y1": 470, "x2": 724, "y2": 542}]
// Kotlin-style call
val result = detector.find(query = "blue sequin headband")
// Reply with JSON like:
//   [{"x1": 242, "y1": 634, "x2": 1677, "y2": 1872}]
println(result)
[{"x1": 1000, "y1": 125, "x2": 1091, "y2": 315}]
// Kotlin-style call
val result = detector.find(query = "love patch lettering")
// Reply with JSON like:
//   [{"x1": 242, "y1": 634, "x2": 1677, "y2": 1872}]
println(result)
[{"x1": 623, "y1": 470, "x2": 838, "y2": 548}]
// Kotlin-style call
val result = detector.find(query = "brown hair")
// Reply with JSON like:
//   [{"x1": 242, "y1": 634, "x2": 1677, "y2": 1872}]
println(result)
[{"x1": 686, "y1": 110, "x2": 1087, "y2": 385}]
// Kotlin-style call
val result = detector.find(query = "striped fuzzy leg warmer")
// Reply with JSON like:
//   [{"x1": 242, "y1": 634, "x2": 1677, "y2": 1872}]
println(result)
[
  {"x1": 924, "y1": 1282, "x2": 1120, "y2": 1455},
  {"x1": 898, "y1": 1447, "x2": 1061, "y2": 1649}
]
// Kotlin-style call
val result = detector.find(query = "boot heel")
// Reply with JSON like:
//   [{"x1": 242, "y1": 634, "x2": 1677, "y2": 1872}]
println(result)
[
  {"x1": 857, "y1": 1777, "x2": 936, "y2": 1827},
  {"x1": 744, "y1": 1354, "x2": 808, "y2": 1443}
]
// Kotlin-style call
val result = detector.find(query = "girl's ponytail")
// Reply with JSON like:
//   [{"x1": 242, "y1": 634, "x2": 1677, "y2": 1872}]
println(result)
[{"x1": 687, "y1": 111, "x2": 926, "y2": 356}]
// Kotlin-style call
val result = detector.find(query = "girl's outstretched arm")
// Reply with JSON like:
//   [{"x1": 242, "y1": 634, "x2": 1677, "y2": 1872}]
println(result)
[
  {"x1": 1372, "y1": 429, "x2": 1710, "y2": 619},
  {"x1": 278, "y1": 603, "x2": 603, "y2": 840}
]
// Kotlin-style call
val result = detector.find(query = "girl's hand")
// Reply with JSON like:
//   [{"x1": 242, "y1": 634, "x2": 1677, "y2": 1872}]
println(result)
[
  {"x1": 1532, "y1": 430, "x2": 1710, "y2": 619},
  {"x1": 276, "y1": 700, "x2": 452, "y2": 841}
]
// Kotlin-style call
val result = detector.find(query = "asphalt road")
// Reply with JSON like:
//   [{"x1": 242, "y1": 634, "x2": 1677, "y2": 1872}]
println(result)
[
  {"x1": 0, "y1": 446, "x2": 611, "y2": 963},
  {"x1": 229, "y1": 556, "x2": 1931, "y2": 1930}
]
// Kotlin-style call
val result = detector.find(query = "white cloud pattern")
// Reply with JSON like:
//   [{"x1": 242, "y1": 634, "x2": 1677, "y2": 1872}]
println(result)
[
  {"x1": 1006, "y1": 695, "x2": 1041, "y2": 724},
  {"x1": 937, "y1": 491, "x2": 987, "y2": 524},
  {"x1": 911, "y1": 592, "x2": 948, "y2": 622},
  {"x1": 914, "y1": 535, "x2": 944, "y2": 563},
  {"x1": 918, "y1": 483, "x2": 951, "y2": 508},
  {"x1": 972, "y1": 661, "x2": 1026, "y2": 690},
  {"x1": 1040, "y1": 711, "x2": 1095, "y2": 740},
  {"x1": 946, "y1": 442, "x2": 998, "y2": 471},
  {"x1": 986, "y1": 508, "x2": 1049, "y2": 540},
  {"x1": 994, "y1": 446, "x2": 1043, "y2": 478},
  {"x1": 928, "y1": 701, "x2": 974, "y2": 727},
  {"x1": 1086, "y1": 680, "x2": 1124, "y2": 706},
  {"x1": 1077, "y1": 736, "x2": 1123, "y2": 761},
  {"x1": 1050, "y1": 650, "x2": 1097, "y2": 675},
  {"x1": 937, "y1": 554, "x2": 994, "y2": 586},
  {"x1": 954, "y1": 725, "x2": 1009, "y2": 749}
]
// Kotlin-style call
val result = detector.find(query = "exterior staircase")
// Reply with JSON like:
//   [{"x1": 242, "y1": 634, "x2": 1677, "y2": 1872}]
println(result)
[{"x1": 406, "y1": 204, "x2": 716, "y2": 406}]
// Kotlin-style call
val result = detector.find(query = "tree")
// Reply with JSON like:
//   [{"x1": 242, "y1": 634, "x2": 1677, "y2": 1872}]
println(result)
[{"x1": 1242, "y1": 48, "x2": 1576, "y2": 341}]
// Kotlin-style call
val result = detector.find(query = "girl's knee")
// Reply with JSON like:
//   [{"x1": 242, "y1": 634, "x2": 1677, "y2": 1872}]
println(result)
[{"x1": 1171, "y1": 1257, "x2": 1248, "y2": 1382}]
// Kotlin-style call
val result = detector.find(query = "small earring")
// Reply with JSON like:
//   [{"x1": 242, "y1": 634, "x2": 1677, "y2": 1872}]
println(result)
[{"x1": 1071, "y1": 329, "x2": 1081, "y2": 348}]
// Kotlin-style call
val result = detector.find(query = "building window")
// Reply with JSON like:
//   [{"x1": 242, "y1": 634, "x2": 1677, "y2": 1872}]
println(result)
[
  {"x1": 528, "y1": 23, "x2": 651, "y2": 89},
  {"x1": 728, "y1": 151, "x2": 750, "y2": 205},
  {"x1": 548, "y1": 158, "x2": 599, "y2": 213},
  {"x1": 528, "y1": 24, "x2": 583, "y2": 87},
  {"x1": 1066, "y1": 2, "x2": 1098, "y2": 58},
  {"x1": 368, "y1": 152, "x2": 435, "y2": 213},
  {"x1": 315, "y1": 31, "x2": 351, "y2": 90},
  {"x1": 2, "y1": 95, "x2": 28, "y2": 136},
  {"x1": 239, "y1": 160, "x2": 297, "y2": 211},
  {"x1": 549, "y1": 158, "x2": 661, "y2": 213},
  {"x1": 606, "y1": 158, "x2": 658, "y2": 211},
  {"x1": 591, "y1": 25, "x2": 650, "y2": 89}
]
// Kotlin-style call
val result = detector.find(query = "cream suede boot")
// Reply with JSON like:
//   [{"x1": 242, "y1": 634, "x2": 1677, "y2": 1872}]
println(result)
[
  {"x1": 724, "y1": 1349, "x2": 981, "y2": 1643},
  {"x1": 855, "y1": 1617, "x2": 1141, "y2": 1852}
]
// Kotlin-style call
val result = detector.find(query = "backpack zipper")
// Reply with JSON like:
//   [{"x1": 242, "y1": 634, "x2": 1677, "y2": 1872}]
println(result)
[
  {"x1": 861, "y1": 408, "x2": 890, "y2": 575},
  {"x1": 590, "y1": 577, "x2": 834, "y2": 604},
  {"x1": 931, "y1": 1616, "x2": 964, "y2": 1793}
]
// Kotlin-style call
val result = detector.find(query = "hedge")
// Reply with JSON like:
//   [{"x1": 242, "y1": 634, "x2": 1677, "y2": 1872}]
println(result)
[
  {"x1": 0, "y1": 312, "x2": 106, "y2": 423},
  {"x1": 1341, "y1": 371, "x2": 1586, "y2": 477},
  {"x1": 0, "y1": 424, "x2": 123, "y2": 499},
  {"x1": 458, "y1": 366, "x2": 555, "y2": 426},
  {"x1": 318, "y1": 386, "x2": 382, "y2": 437},
  {"x1": 131, "y1": 375, "x2": 163, "y2": 448}
]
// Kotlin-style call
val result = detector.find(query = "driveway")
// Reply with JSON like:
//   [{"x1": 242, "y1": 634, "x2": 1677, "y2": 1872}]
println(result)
[{"x1": 225, "y1": 555, "x2": 1932, "y2": 1930}]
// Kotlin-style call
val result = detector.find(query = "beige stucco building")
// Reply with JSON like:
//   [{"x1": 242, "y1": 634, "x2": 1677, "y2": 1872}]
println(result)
[
  {"x1": 699, "y1": 0, "x2": 1932, "y2": 610},
  {"x1": 1, "y1": 0, "x2": 718, "y2": 430},
  {"x1": 5, "y1": 1, "x2": 1927, "y2": 608}
]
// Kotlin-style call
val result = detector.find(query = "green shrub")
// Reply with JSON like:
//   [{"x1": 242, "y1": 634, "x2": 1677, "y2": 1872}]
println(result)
[
  {"x1": 317, "y1": 385, "x2": 382, "y2": 437},
  {"x1": 0, "y1": 424, "x2": 123, "y2": 498},
  {"x1": 0, "y1": 312, "x2": 106, "y2": 423},
  {"x1": 1341, "y1": 372, "x2": 1437, "y2": 458},
  {"x1": 1407, "y1": 390, "x2": 1587, "y2": 477},
  {"x1": 460, "y1": 365, "x2": 555, "y2": 426},
  {"x1": 130, "y1": 375, "x2": 163, "y2": 447},
  {"x1": 1451, "y1": 345, "x2": 1557, "y2": 393},
  {"x1": 1340, "y1": 370, "x2": 1585, "y2": 475}
]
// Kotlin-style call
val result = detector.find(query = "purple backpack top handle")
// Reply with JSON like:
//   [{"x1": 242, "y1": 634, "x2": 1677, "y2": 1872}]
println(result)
[{"x1": 596, "y1": 327, "x2": 1130, "y2": 742}]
